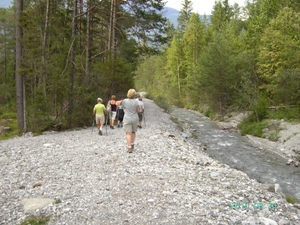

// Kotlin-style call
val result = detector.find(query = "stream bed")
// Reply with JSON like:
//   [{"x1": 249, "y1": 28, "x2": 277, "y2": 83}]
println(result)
[{"x1": 170, "y1": 106, "x2": 300, "y2": 202}]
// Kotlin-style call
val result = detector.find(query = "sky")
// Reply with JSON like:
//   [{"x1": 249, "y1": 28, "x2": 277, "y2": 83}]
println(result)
[{"x1": 165, "y1": 0, "x2": 246, "y2": 15}]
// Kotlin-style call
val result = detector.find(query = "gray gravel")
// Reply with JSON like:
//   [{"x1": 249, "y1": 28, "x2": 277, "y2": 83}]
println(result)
[{"x1": 1, "y1": 99, "x2": 300, "y2": 225}]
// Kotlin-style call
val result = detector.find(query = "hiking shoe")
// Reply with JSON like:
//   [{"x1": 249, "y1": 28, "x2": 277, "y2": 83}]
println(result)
[
  {"x1": 110, "y1": 125, "x2": 114, "y2": 129},
  {"x1": 117, "y1": 124, "x2": 120, "y2": 128},
  {"x1": 131, "y1": 144, "x2": 134, "y2": 150},
  {"x1": 99, "y1": 130, "x2": 102, "y2": 135},
  {"x1": 127, "y1": 147, "x2": 132, "y2": 153}
]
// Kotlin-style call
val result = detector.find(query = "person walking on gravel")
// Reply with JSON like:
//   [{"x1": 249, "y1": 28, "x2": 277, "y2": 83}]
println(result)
[
  {"x1": 121, "y1": 89, "x2": 140, "y2": 153},
  {"x1": 137, "y1": 96, "x2": 144, "y2": 128},
  {"x1": 93, "y1": 98, "x2": 106, "y2": 135},
  {"x1": 107, "y1": 95, "x2": 117, "y2": 129},
  {"x1": 116, "y1": 99, "x2": 124, "y2": 127}
]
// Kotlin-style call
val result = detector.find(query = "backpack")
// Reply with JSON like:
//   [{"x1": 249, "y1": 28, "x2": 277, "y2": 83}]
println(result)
[{"x1": 106, "y1": 101, "x2": 111, "y2": 113}]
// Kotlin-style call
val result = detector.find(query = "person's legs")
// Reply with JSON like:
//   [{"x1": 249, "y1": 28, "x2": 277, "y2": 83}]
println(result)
[
  {"x1": 110, "y1": 112, "x2": 116, "y2": 128},
  {"x1": 98, "y1": 114, "x2": 105, "y2": 135},
  {"x1": 124, "y1": 123, "x2": 133, "y2": 152},
  {"x1": 126, "y1": 132, "x2": 132, "y2": 147},
  {"x1": 131, "y1": 132, "x2": 136, "y2": 149},
  {"x1": 138, "y1": 112, "x2": 143, "y2": 128},
  {"x1": 96, "y1": 115, "x2": 101, "y2": 130}
]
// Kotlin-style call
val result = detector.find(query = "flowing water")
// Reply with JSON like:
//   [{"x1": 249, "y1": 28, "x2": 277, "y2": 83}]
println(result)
[{"x1": 170, "y1": 106, "x2": 300, "y2": 202}]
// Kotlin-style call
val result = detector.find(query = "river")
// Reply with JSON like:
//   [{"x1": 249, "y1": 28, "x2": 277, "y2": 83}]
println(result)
[{"x1": 170, "y1": 106, "x2": 300, "y2": 202}]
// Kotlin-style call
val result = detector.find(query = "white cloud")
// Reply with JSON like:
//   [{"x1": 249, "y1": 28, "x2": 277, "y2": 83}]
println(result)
[{"x1": 165, "y1": 0, "x2": 246, "y2": 15}]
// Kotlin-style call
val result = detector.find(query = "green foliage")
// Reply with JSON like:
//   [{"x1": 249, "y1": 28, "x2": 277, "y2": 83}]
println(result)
[
  {"x1": 286, "y1": 195, "x2": 298, "y2": 204},
  {"x1": 177, "y1": 0, "x2": 193, "y2": 33},
  {"x1": 252, "y1": 95, "x2": 269, "y2": 122},
  {"x1": 197, "y1": 32, "x2": 237, "y2": 115},
  {"x1": 257, "y1": 8, "x2": 300, "y2": 95},
  {"x1": 0, "y1": 106, "x2": 20, "y2": 140},
  {"x1": 55, "y1": 198, "x2": 62, "y2": 204},
  {"x1": 273, "y1": 69, "x2": 300, "y2": 106},
  {"x1": 2, "y1": 0, "x2": 300, "y2": 135},
  {"x1": 238, "y1": 119, "x2": 267, "y2": 137},
  {"x1": 211, "y1": 0, "x2": 233, "y2": 32},
  {"x1": 204, "y1": 109, "x2": 215, "y2": 118},
  {"x1": 268, "y1": 108, "x2": 300, "y2": 121},
  {"x1": 0, "y1": 120, "x2": 20, "y2": 140},
  {"x1": 153, "y1": 95, "x2": 171, "y2": 112},
  {"x1": 20, "y1": 216, "x2": 50, "y2": 225}
]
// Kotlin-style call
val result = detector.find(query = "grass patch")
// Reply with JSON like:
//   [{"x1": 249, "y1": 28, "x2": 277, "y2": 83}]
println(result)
[
  {"x1": 0, "y1": 119, "x2": 21, "y2": 140},
  {"x1": 20, "y1": 216, "x2": 50, "y2": 225},
  {"x1": 238, "y1": 120, "x2": 268, "y2": 137},
  {"x1": 55, "y1": 198, "x2": 62, "y2": 204},
  {"x1": 0, "y1": 106, "x2": 21, "y2": 140},
  {"x1": 268, "y1": 107, "x2": 300, "y2": 121},
  {"x1": 286, "y1": 195, "x2": 298, "y2": 204}
]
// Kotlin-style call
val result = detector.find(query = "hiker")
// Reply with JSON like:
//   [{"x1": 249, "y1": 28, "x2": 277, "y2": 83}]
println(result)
[
  {"x1": 107, "y1": 95, "x2": 117, "y2": 129},
  {"x1": 93, "y1": 98, "x2": 106, "y2": 135},
  {"x1": 121, "y1": 89, "x2": 140, "y2": 153},
  {"x1": 137, "y1": 96, "x2": 144, "y2": 128},
  {"x1": 116, "y1": 99, "x2": 124, "y2": 127}
]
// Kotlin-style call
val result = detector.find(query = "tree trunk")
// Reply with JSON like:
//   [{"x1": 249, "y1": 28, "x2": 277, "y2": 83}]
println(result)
[
  {"x1": 68, "y1": 0, "x2": 78, "y2": 127},
  {"x1": 86, "y1": 0, "x2": 91, "y2": 84},
  {"x1": 177, "y1": 60, "x2": 181, "y2": 98},
  {"x1": 41, "y1": 0, "x2": 50, "y2": 102},
  {"x1": 15, "y1": 0, "x2": 26, "y2": 131}
]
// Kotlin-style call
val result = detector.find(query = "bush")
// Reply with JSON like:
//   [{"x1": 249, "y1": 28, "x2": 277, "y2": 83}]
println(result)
[
  {"x1": 238, "y1": 119, "x2": 268, "y2": 137},
  {"x1": 153, "y1": 96, "x2": 170, "y2": 112},
  {"x1": 268, "y1": 107, "x2": 300, "y2": 121},
  {"x1": 252, "y1": 95, "x2": 269, "y2": 122},
  {"x1": 20, "y1": 216, "x2": 50, "y2": 225},
  {"x1": 286, "y1": 195, "x2": 298, "y2": 204}
]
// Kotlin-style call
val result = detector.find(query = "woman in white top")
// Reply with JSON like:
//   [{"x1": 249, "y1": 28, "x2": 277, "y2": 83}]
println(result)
[{"x1": 121, "y1": 89, "x2": 140, "y2": 153}]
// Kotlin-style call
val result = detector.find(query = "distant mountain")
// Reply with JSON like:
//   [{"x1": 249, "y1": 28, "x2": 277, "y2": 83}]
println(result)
[
  {"x1": 0, "y1": 0, "x2": 12, "y2": 8},
  {"x1": 161, "y1": 7, "x2": 210, "y2": 27},
  {"x1": 161, "y1": 7, "x2": 179, "y2": 27}
]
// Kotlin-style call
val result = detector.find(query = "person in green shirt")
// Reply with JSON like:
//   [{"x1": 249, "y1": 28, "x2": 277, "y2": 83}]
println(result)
[{"x1": 93, "y1": 98, "x2": 106, "y2": 135}]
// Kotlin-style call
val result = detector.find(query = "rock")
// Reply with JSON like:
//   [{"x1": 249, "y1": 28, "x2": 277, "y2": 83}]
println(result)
[
  {"x1": 258, "y1": 217, "x2": 278, "y2": 225},
  {"x1": 260, "y1": 184, "x2": 276, "y2": 193},
  {"x1": 0, "y1": 126, "x2": 10, "y2": 134},
  {"x1": 21, "y1": 198, "x2": 54, "y2": 213},
  {"x1": 286, "y1": 159, "x2": 293, "y2": 165}
]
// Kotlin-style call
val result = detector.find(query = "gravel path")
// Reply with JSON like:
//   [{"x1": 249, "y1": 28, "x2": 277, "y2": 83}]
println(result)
[{"x1": 1, "y1": 99, "x2": 300, "y2": 225}]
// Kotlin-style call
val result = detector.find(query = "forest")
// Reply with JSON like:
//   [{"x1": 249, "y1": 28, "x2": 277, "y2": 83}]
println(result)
[
  {"x1": 135, "y1": 0, "x2": 300, "y2": 129},
  {"x1": 0, "y1": 0, "x2": 300, "y2": 136}
]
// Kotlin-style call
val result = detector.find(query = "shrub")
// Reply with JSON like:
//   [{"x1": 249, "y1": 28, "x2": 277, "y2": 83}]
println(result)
[
  {"x1": 20, "y1": 216, "x2": 50, "y2": 225},
  {"x1": 238, "y1": 119, "x2": 268, "y2": 137}
]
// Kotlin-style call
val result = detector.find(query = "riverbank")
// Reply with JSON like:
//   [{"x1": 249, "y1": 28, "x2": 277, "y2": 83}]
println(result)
[
  {"x1": 1, "y1": 99, "x2": 300, "y2": 224},
  {"x1": 216, "y1": 113, "x2": 300, "y2": 166}
]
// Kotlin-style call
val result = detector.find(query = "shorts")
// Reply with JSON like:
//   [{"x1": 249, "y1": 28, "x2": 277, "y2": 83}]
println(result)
[
  {"x1": 110, "y1": 111, "x2": 117, "y2": 120},
  {"x1": 123, "y1": 122, "x2": 138, "y2": 133},
  {"x1": 96, "y1": 114, "x2": 105, "y2": 125},
  {"x1": 118, "y1": 109, "x2": 124, "y2": 121},
  {"x1": 138, "y1": 112, "x2": 143, "y2": 122}
]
